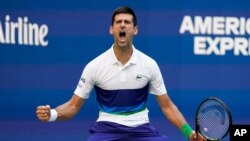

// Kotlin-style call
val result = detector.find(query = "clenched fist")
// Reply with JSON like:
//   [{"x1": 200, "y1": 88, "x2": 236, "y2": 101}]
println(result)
[{"x1": 36, "y1": 105, "x2": 51, "y2": 122}]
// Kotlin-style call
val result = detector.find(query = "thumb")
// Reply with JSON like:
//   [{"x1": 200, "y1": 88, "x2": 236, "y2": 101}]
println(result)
[
  {"x1": 45, "y1": 105, "x2": 51, "y2": 109},
  {"x1": 44, "y1": 105, "x2": 51, "y2": 114},
  {"x1": 193, "y1": 131, "x2": 197, "y2": 138},
  {"x1": 190, "y1": 131, "x2": 198, "y2": 141}
]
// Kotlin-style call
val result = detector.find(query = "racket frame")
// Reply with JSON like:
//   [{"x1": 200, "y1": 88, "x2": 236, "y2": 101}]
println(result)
[{"x1": 195, "y1": 97, "x2": 232, "y2": 141}]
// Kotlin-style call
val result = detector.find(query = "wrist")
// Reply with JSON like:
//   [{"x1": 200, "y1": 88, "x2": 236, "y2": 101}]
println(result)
[
  {"x1": 48, "y1": 109, "x2": 58, "y2": 122},
  {"x1": 180, "y1": 123, "x2": 193, "y2": 139}
]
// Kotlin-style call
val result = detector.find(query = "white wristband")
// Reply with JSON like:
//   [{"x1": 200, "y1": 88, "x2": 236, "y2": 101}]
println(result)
[{"x1": 48, "y1": 109, "x2": 58, "y2": 122}]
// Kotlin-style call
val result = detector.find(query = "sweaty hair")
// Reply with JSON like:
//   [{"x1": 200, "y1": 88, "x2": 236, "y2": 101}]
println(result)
[{"x1": 111, "y1": 6, "x2": 137, "y2": 27}]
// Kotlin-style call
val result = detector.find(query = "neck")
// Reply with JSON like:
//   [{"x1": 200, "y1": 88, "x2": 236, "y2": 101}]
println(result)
[{"x1": 113, "y1": 44, "x2": 133, "y2": 65}]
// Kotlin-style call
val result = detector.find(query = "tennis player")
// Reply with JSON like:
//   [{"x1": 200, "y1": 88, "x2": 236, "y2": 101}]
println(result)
[{"x1": 36, "y1": 6, "x2": 205, "y2": 141}]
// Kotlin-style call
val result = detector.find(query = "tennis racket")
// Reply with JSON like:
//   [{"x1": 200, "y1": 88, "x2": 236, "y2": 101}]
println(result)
[{"x1": 195, "y1": 97, "x2": 232, "y2": 141}]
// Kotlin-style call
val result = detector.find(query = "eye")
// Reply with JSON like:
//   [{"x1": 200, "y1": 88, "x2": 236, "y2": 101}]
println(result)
[
  {"x1": 124, "y1": 20, "x2": 131, "y2": 24},
  {"x1": 115, "y1": 20, "x2": 122, "y2": 24}
]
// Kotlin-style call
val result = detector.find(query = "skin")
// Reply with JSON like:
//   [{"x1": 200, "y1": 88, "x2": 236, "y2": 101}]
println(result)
[
  {"x1": 36, "y1": 13, "x2": 206, "y2": 141},
  {"x1": 110, "y1": 13, "x2": 138, "y2": 65}
]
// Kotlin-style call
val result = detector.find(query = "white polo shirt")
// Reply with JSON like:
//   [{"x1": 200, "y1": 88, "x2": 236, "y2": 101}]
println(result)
[{"x1": 74, "y1": 45, "x2": 167, "y2": 127}]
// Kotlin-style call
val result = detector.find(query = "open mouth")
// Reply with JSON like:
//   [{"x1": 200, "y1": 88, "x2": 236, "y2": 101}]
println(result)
[{"x1": 119, "y1": 31, "x2": 126, "y2": 38}]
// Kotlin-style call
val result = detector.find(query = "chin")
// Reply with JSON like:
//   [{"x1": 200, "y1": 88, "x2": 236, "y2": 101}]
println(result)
[{"x1": 118, "y1": 42, "x2": 128, "y2": 48}]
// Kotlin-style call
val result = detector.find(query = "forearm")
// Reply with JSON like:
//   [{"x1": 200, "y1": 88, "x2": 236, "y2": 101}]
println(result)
[
  {"x1": 161, "y1": 100, "x2": 187, "y2": 128},
  {"x1": 156, "y1": 94, "x2": 187, "y2": 128},
  {"x1": 55, "y1": 94, "x2": 84, "y2": 121},
  {"x1": 156, "y1": 94, "x2": 195, "y2": 139},
  {"x1": 55, "y1": 102, "x2": 77, "y2": 120}
]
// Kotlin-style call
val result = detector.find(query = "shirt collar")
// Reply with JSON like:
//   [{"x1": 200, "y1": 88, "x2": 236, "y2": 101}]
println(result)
[{"x1": 110, "y1": 44, "x2": 138, "y2": 65}]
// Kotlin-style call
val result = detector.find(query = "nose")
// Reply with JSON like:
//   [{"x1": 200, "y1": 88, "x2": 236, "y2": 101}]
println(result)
[{"x1": 120, "y1": 21, "x2": 125, "y2": 28}]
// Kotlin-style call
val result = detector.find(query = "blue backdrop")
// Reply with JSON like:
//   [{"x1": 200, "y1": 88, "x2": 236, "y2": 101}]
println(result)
[{"x1": 1, "y1": 0, "x2": 250, "y2": 141}]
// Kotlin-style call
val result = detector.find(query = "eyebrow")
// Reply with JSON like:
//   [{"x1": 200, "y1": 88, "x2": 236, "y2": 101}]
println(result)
[{"x1": 115, "y1": 19, "x2": 132, "y2": 24}]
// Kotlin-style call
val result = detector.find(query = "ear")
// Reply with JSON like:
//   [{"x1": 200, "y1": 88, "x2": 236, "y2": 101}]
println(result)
[
  {"x1": 134, "y1": 26, "x2": 138, "y2": 35},
  {"x1": 109, "y1": 26, "x2": 113, "y2": 35}
]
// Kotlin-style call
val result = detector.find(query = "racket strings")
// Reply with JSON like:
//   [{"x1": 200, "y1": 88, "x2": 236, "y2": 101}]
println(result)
[{"x1": 197, "y1": 100, "x2": 230, "y2": 140}]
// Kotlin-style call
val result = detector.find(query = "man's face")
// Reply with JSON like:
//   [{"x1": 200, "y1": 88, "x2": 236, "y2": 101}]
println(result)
[{"x1": 110, "y1": 13, "x2": 138, "y2": 48}]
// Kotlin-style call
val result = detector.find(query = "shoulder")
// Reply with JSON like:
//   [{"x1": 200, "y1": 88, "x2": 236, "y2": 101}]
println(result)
[
  {"x1": 84, "y1": 48, "x2": 110, "y2": 70},
  {"x1": 134, "y1": 48, "x2": 158, "y2": 66}
]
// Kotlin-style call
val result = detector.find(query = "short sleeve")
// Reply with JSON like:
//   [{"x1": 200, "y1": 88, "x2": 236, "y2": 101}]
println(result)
[
  {"x1": 149, "y1": 61, "x2": 167, "y2": 95},
  {"x1": 74, "y1": 63, "x2": 95, "y2": 99}
]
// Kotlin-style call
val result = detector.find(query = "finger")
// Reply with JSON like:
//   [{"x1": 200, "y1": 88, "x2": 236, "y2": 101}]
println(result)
[
  {"x1": 38, "y1": 116, "x2": 49, "y2": 122},
  {"x1": 36, "y1": 105, "x2": 51, "y2": 121},
  {"x1": 37, "y1": 105, "x2": 50, "y2": 110},
  {"x1": 36, "y1": 108, "x2": 49, "y2": 114},
  {"x1": 37, "y1": 111, "x2": 50, "y2": 119},
  {"x1": 193, "y1": 134, "x2": 197, "y2": 139},
  {"x1": 43, "y1": 105, "x2": 51, "y2": 113},
  {"x1": 191, "y1": 131, "x2": 197, "y2": 140},
  {"x1": 36, "y1": 111, "x2": 50, "y2": 121},
  {"x1": 37, "y1": 105, "x2": 51, "y2": 112},
  {"x1": 37, "y1": 105, "x2": 46, "y2": 110},
  {"x1": 37, "y1": 113, "x2": 49, "y2": 118}
]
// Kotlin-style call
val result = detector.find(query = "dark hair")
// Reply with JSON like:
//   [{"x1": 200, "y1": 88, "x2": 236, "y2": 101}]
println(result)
[{"x1": 111, "y1": 6, "x2": 137, "y2": 26}]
